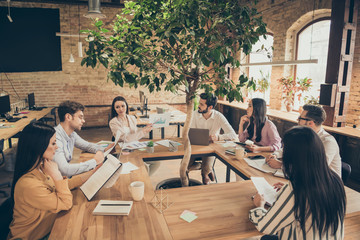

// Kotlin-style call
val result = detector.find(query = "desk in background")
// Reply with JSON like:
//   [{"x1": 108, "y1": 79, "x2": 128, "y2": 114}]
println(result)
[{"x1": 50, "y1": 141, "x2": 360, "y2": 239}]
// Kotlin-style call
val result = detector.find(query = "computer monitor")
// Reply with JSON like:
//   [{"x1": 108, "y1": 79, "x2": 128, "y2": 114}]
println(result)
[
  {"x1": 28, "y1": 93, "x2": 35, "y2": 110},
  {"x1": 0, "y1": 95, "x2": 11, "y2": 117},
  {"x1": 139, "y1": 90, "x2": 148, "y2": 118}
]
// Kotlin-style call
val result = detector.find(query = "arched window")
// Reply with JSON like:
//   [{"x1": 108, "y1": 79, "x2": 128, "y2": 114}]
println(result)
[
  {"x1": 294, "y1": 18, "x2": 331, "y2": 109},
  {"x1": 248, "y1": 34, "x2": 273, "y2": 103}
]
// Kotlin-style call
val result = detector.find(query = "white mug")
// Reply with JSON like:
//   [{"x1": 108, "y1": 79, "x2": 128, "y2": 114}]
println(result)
[
  {"x1": 129, "y1": 181, "x2": 145, "y2": 201},
  {"x1": 235, "y1": 147, "x2": 247, "y2": 160}
]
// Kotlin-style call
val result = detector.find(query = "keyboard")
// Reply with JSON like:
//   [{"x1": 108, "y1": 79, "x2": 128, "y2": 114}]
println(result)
[{"x1": 7, "y1": 117, "x2": 21, "y2": 122}]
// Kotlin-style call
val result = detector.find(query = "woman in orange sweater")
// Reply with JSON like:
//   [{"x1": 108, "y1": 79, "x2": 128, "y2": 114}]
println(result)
[{"x1": 8, "y1": 122, "x2": 94, "y2": 240}]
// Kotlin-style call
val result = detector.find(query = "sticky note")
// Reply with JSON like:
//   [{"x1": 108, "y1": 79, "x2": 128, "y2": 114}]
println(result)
[{"x1": 180, "y1": 212, "x2": 198, "y2": 223}]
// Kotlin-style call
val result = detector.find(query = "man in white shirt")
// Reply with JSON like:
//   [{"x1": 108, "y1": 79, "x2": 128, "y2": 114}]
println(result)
[
  {"x1": 54, "y1": 101, "x2": 113, "y2": 177},
  {"x1": 190, "y1": 93, "x2": 237, "y2": 184},
  {"x1": 266, "y1": 104, "x2": 342, "y2": 177}
]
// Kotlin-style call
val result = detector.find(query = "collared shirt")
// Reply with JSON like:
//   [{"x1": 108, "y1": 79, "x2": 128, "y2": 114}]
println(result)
[
  {"x1": 190, "y1": 110, "x2": 237, "y2": 141},
  {"x1": 249, "y1": 183, "x2": 344, "y2": 239},
  {"x1": 272, "y1": 127, "x2": 342, "y2": 177},
  {"x1": 238, "y1": 118, "x2": 282, "y2": 151},
  {"x1": 9, "y1": 168, "x2": 84, "y2": 240},
  {"x1": 54, "y1": 124, "x2": 104, "y2": 177},
  {"x1": 109, "y1": 115, "x2": 145, "y2": 142}
]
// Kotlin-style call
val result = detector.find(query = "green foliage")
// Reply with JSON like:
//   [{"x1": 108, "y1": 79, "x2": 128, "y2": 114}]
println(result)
[
  {"x1": 81, "y1": 0, "x2": 267, "y2": 102},
  {"x1": 147, "y1": 141, "x2": 154, "y2": 147},
  {"x1": 277, "y1": 76, "x2": 312, "y2": 105},
  {"x1": 255, "y1": 70, "x2": 270, "y2": 93}
]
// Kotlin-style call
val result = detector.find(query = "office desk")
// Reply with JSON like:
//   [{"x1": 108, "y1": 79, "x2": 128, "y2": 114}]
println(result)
[
  {"x1": 50, "y1": 142, "x2": 360, "y2": 239},
  {"x1": 0, "y1": 108, "x2": 52, "y2": 146}
]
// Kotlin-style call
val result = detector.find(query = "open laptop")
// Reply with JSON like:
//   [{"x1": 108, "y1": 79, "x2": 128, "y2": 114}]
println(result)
[{"x1": 188, "y1": 128, "x2": 210, "y2": 146}]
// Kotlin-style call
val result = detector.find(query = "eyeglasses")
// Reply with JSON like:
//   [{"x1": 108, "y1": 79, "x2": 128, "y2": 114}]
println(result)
[{"x1": 297, "y1": 117, "x2": 311, "y2": 122}]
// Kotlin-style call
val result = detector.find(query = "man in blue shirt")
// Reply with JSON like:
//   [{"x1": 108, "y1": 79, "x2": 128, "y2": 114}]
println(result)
[{"x1": 54, "y1": 101, "x2": 112, "y2": 177}]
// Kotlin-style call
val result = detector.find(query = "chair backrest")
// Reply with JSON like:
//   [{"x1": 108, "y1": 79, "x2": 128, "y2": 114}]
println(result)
[
  {"x1": 341, "y1": 162, "x2": 351, "y2": 184},
  {"x1": 0, "y1": 198, "x2": 13, "y2": 239}
]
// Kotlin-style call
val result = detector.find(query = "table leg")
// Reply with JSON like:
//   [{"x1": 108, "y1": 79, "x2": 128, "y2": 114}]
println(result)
[
  {"x1": 226, "y1": 166, "x2": 231, "y2": 182},
  {"x1": 177, "y1": 124, "x2": 181, "y2": 137},
  {"x1": 149, "y1": 130, "x2": 153, "y2": 139},
  {"x1": 161, "y1": 128, "x2": 165, "y2": 139}
]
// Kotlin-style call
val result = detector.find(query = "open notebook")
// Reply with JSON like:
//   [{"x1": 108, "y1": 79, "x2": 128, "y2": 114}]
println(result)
[{"x1": 80, "y1": 154, "x2": 122, "y2": 201}]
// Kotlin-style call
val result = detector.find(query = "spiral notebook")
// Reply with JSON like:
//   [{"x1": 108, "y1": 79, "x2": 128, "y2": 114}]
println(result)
[{"x1": 93, "y1": 200, "x2": 133, "y2": 216}]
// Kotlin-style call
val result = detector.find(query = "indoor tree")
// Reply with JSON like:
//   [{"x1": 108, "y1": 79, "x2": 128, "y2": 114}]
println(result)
[{"x1": 81, "y1": 0, "x2": 267, "y2": 186}]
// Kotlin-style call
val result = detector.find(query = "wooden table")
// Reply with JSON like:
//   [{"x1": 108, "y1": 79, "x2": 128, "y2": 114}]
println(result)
[
  {"x1": 0, "y1": 108, "x2": 53, "y2": 146},
  {"x1": 50, "y1": 141, "x2": 360, "y2": 239}
]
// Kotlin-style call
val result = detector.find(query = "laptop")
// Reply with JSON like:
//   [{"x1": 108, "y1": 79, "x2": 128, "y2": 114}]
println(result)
[{"x1": 188, "y1": 128, "x2": 210, "y2": 146}]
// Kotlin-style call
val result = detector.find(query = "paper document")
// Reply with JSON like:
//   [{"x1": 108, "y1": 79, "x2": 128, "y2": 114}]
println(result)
[
  {"x1": 104, "y1": 130, "x2": 122, "y2": 156},
  {"x1": 251, "y1": 177, "x2": 279, "y2": 206},
  {"x1": 93, "y1": 200, "x2": 133, "y2": 216},
  {"x1": 149, "y1": 113, "x2": 171, "y2": 128},
  {"x1": 155, "y1": 139, "x2": 182, "y2": 147},
  {"x1": 80, "y1": 154, "x2": 122, "y2": 201},
  {"x1": 122, "y1": 141, "x2": 157, "y2": 150},
  {"x1": 244, "y1": 158, "x2": 284, "y2": 178}
]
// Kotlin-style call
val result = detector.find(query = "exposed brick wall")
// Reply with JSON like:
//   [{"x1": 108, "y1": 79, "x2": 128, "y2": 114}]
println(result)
[{"x1": 1, "y1": 0, "x2": 359, "y2": 127}]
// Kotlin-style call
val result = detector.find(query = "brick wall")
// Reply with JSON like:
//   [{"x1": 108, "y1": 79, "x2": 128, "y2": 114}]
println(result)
[{"x1": 1, "y1": 0, "x2": 359, "y2": 127}]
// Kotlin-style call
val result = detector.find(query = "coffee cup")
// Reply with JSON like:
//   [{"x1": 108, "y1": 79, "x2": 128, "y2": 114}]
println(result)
[
  {"x1": 129, "y1": 181, "x2": 145, "y2": 201},
  {"x1": 235, "y1": 147, "x2": 247, "y2": 160}
]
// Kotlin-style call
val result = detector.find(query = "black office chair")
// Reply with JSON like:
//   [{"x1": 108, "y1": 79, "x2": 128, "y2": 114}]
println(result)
[
  {"x1": 41, "y1": 107, "x2": 57, "y2": 126},
  {"x1": 0, "y1": 139, "x2": 11, "y2": 198},
  {"x1": 341, "y1": 162, "x2": 351, "y2": 184},
  {"x1": 0, "y1": 197, "x2": 13, "y2": 240}
]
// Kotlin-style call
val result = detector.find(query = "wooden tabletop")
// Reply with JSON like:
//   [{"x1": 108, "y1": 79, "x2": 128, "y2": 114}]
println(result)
[
  {"x1": 0, "y1": 108, "x2": 52, "y2": 140},
  {"x1": 50, "y1": 141, "x2": 360, "y2": 239}
]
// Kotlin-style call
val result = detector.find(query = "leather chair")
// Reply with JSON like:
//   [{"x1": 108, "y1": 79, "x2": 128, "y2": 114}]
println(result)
[{"x1": 341, "y1": 162, "x2": 351, "y2": 184}]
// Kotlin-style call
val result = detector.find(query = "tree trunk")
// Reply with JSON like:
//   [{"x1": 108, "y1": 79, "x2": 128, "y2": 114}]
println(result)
[{"x1": 179, "y1": 98, "x2": 194, "y2": 187}]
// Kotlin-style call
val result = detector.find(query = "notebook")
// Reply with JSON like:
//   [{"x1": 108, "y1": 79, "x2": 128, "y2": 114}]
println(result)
[
  {"x1": 80, "y1": 154, "x2": 122, "y2": 201},
  {"x1": 188, "y1": 128, "x2": 210, "y2": 146},
  {"x1": 93, "y1": 200, "x2": 133, "y2": 216}
]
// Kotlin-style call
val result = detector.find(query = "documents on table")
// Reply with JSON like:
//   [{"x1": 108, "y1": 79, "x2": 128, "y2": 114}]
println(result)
[
  {"x1": 251, "y1": 177, "x2": 279, "y2": 207},
  {"x1": 93, "y1": 200, "x2": 133, "y2": 216},
  {"x1": 244, "y1": 157, "x2": 284, "y2": 178},
  {"x1": 155, "y1": 139, "x2": 182, "y2": 148},
  {"x1": 121, "y1": 140, "x2": 157, "y2": 150},
  {"x1": 149, "y1": 113, "x2": 171, "y2": 128},
  {"x1": 103, "y1": 160, "x2": 139, "y2": 188},
  {"x1": 80, "y1": 154, "x2": 122, "y2": 201},
  {"x1": 104, "y1": 130, "x2": 122, "y2": 156}
]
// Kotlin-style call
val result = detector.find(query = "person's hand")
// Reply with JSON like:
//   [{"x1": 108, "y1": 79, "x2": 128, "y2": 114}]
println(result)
[
  {"x1": 94, "y1": 151, "x2": 105, "y2": 165},
  {"x1": 80, "y1": 163, "x2": 103, "y2": 183},
  {"x1": 253, "y1": 193, "x2": 266, "y2": 208},
  {"x1": 42, "y1": 159, "x2": 63, "y2": 181},
  {"x1": 246, "y1": 144, "x2": 261, "y2": 152},
  {"x1": 266, "y1": 154, "x2": 283, "y2": 169},
  {"x1": 240, "y1": 115, "x2": 250, "y2": 126},
  {"x1": 210, "y1": 135, "x2": 218, "y2": 142},
  {"x1": 104, "y1": 143, "x2": 115, "y2": 153},
  {"x1": 142, "y1": 124, "x2": 153, "y2": 134},
  {"x1": 273, "y1": 182, "x2": 285, "y2": 192}
]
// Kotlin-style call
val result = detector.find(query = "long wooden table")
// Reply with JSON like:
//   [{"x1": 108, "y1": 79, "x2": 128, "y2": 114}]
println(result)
[
  {"x1": 50, "y1": 141, "x2": 360, "y2": 239},
  {"x1": 0, "y1": 108, "x2": 53, "y2": 140}
]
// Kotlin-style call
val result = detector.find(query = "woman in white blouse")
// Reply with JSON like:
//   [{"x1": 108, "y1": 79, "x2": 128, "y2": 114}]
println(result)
[{"x1": 109, "y1": 96, "x2": 160, "y2": 175}]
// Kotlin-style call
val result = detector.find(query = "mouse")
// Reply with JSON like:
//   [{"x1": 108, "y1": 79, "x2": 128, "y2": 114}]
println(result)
[{"x1": 22, "y1": 116, "x2": 28, "y2": 118}]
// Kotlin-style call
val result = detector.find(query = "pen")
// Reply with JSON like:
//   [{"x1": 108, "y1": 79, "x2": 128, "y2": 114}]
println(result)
[{"x1": 101, "y1": 203, "x2": 131, "y2": 206}]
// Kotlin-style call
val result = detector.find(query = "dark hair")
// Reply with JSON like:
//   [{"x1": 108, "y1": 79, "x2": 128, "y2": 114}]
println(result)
[
  {"x1": 282, "y1": 126, "x2": 346, "y2": 236},
  {"x1": 200, "y1": 93, "x2": 217, "y2": 108},
  {"x1": 247, "y1": 98, "x2": 267, "y2": 142},
  {"x1": 11, "y1": 122, "x2": 56, "y2": 200},
  {"x1": 58, "y1": 101, "x2": 85, "y2": 122},
  {"x1": 111, "y1": 96, "x2": 129, "y2": 119},
  {"x1": 303, "y1": 104, "x2": 326, "y2": 126}
]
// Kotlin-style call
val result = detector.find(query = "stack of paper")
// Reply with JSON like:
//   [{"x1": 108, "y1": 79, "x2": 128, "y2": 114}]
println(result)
[
  {"x1": 180, "y1": 210, "x2": 198, "y2": 223},
  {"x1": 93, "y1": 200, "x2": 133, "y2": 216},
  {"x1": 122, "y1": 141, "x2": 157, "y2": 150},
  {"x1": 244, "y1": 157, "x2": 284, "y2": 178},
  {"x1": 155, "y1": 139, "x2": 182, "y2": 147}
]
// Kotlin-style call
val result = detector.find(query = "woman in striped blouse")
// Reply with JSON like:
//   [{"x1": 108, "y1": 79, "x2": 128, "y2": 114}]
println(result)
[{"x1": 249, "y1": 126, "x2": 346, "y2": 239}]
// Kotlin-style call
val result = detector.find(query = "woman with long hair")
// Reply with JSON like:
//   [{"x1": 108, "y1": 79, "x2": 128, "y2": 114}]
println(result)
[
  {"x1": 109, "y1": 96, "x2": 159, "y2": 175},
  {"x1": 238, "y1": 98, "x2": 281, "y2": 152},
  {"x1": 249, "y1": 126, "x2": 346, "y2": 239},
  {"x1": 8, "y1": 121, "x2": 94, "y2": 240},
  {"x1": 109, "y1": 96, "x2": 152, "y2": 142}
]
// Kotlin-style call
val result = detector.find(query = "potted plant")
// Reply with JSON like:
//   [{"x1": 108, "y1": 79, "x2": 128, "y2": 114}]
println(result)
[
  {"x1": 146, "y1": 141, "x2": 154, "y2": 153},
  {"x1": 277, "y1": 76, "x2": 312, "y2": 112},
  {"x1": 82, "y1": 0, "x2": 267, "y2": 186}
]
